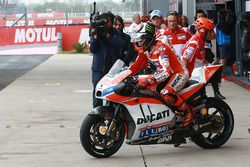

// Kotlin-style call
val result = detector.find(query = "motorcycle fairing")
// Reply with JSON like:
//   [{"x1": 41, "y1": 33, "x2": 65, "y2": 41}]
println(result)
[
  {"x1": 124, "y1": 103, "x2": 175, "y2": 141},
  {"x1": 95, "y1": 68, "x2": 132, "y2": 101},
  {"x1": 179, "y1": 65, "x2": 222, "y2": 100},
  {"x1": 94, "y1": 60, "x2": 223, "y2": 144}
]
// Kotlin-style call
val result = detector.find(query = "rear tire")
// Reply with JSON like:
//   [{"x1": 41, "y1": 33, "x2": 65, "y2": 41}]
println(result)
[
  {"x1": 191, "y1": 97, "x2": 234, "y2": 148},
  {"x1": 80, "y1": 114, "x2": 125, "y2": 158}
]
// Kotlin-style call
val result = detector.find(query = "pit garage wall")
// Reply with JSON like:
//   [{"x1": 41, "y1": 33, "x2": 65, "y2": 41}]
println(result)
[
  {"x1": 141, "y1": 0, "x2": 169, "y2": 16},
  {"x1": 0, "y1": 25, "x2": 90, "y2": 51},
  {"x1": 182, "y1": 0, "x2": 195, "y2": 24},
  {"x1": 235, "y1": 0, "x2": 249, "y2": 76},
  {"x1": 142, "y1": 0, "x2": 195, "y2": 26}
]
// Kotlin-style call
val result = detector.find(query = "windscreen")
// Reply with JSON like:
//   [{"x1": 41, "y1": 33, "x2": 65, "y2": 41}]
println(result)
[{"x1": 107, "y1": 59, "x2": 125, "y2": 75}]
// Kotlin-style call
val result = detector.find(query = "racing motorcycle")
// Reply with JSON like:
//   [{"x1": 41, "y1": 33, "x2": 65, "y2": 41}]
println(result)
[{"x1": 80, "y1": 59, "x2": 234, "y2": 158}]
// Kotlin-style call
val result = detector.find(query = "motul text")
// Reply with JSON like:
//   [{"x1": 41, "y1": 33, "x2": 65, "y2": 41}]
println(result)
[{"x1": 14, "y1": 27, "x2": 58, "y2": 43}]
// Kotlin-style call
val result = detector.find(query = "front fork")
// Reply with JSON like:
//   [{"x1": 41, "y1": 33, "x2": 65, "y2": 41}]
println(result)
[
  {"x1": 106, "y1": 104, "x2": 120, "y2": 136},
  {"x1": 99, "y1": 102, "x2": 126, "y2": 138}
]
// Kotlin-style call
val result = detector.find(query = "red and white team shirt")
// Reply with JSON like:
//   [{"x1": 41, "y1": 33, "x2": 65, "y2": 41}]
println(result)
[
  {"x1": 156, "y1": 26, "x2": 192, "y2": 58},
  {"x1": 181, "y1": 33, "x2": 206, "y2": 77}
]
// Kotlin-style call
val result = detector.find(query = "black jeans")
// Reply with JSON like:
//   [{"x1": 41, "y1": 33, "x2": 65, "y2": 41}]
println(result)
[
  {"x1": 205, "y1": 48, "x2": 223, "y2": 93},
  {"x1": 92, "y1": 71, "x2": 106, "y2": 108}
]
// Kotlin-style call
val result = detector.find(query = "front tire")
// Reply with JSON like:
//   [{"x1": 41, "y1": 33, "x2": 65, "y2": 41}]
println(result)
[
  {"x1": 191, "y1": 97, "x2": 234, "y2": 148},
  {"x1": 80, "y1": 113, "x2": 125, "y2": 158}
]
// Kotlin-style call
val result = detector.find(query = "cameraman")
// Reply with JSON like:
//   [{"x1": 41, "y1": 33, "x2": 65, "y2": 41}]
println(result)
[{"x1": 90, "y1": 12, "x2": 124, "y2": 108}]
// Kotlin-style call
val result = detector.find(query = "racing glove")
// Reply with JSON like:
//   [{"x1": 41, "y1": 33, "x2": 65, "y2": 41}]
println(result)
[{"x1": 136, "y1": 75, "x2": 156, "y2": 89}]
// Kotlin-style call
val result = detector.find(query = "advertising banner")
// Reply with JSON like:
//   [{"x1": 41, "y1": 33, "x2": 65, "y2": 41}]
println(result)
[
  {"x1": 0, "y1": 19, "x2": 85, "y2": 27},
  {"x1": 0, "y1": 25, "x2": 89, "y2": 51}
]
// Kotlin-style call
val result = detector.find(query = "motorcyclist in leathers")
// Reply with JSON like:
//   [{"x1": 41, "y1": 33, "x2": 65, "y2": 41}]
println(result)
[{"x1": 129, "y1": 22, "x2": 192, "y2": 127}]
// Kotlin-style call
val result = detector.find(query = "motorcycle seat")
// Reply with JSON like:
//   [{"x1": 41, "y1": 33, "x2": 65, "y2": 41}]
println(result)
[{"x1": 182, "y1": 80, "x2": 199, "y2": 89}]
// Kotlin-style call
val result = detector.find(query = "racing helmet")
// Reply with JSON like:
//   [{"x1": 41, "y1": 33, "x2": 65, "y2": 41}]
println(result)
[
  {"x1": 140, "y1": 22, "x2": 156, "y2": 51},
  {"x1": 194, "y1": 18, "x2": 215, "y2": 31},
  {"x1": 130, "y1": 22, "x2": 156, "y2": 51}
]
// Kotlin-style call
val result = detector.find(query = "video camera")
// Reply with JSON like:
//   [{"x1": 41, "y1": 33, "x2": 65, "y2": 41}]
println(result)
[
  {"x1": 89, "y1": 2, "x2": 108, "y2": 37},
  {"x1": 90, "y1": 14, "x2": 108, "y2": 36},
  {"x1": 90, "y1": 14, "x2": 107, "y2": 28}
]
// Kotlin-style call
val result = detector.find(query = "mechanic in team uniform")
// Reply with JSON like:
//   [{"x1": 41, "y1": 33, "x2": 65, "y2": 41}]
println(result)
[
  {"x1": 156, "y1": 11, "x2": 192, "y2": 58},
  {"x1": 182, "y1": 18, "x2": 216, "y2": 77}
]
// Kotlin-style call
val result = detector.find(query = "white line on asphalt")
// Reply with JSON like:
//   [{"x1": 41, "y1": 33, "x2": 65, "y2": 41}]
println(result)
[
  {"x1": 74, "y1": 90, "x2": 92, "y2": 93},
  {"x1": 8, "y1": 59, "x2": 18, "y2": 62},
  {"x1": 0, "y1": 46, "x2": 57, "y2": 55},
  {"x1": 29, "y1": 99, "x2": 47, "y2": 103},
  {"x1": 45, "y1": 83, "x2": 61, "y2": 86}
]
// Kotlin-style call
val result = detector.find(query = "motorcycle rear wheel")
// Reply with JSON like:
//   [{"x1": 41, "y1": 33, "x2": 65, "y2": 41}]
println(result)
[
  {"x1": 80, "y1": 114, "x2": 125, "y2": 158},
  {"x1": 191, "y1": 97, "x2": 234, "y2": 148}
]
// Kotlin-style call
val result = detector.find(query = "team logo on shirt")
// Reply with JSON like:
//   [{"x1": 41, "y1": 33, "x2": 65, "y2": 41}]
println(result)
[
  {"x1": 154, "y1": 69, "x2": 169, "y2": 82},
  {"x1": 160, "y1": 54, "x2": 169, "y2": 67},
  {"x1": 158, "y1": 46, "x2": 166, "y2": 52},
  {"x1": 177, "y1": 35, "x2": 186, "y2": 40},
  {"x1": 167, "y1": 35, "x2": 172, "y2": 40},
  {"x1": 184, "y1": 46, "x2": 195, "y2": 59}
]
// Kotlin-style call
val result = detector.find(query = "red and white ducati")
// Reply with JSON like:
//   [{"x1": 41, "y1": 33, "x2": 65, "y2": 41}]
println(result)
[{"x1": 80, "y1": 60, "x2": 234, "y2": 158}]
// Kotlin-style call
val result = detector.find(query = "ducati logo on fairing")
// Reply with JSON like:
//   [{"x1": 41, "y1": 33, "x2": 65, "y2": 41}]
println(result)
[{"x1": 137, "y1": 110, "x2": 170, "y2": 125}]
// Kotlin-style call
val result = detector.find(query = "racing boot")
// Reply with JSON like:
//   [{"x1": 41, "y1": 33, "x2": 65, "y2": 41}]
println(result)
[
  {"x1": 212, "y1": 82, "x2": 226, "y2": 100},
  {"x1": 161, "y1": 93, "x2": 193, "y2": 127},
  {"x1": 214, "y1": 91, "x2": 226, "y2": 100}
]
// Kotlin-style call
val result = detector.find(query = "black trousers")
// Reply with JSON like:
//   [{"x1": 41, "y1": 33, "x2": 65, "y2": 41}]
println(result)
[
  {"x1": 92, "y1": 71, "x2": 106, "y2": 108},
  {"x1": 205, "y1": 48, "x2": 223, "y2": 91}
]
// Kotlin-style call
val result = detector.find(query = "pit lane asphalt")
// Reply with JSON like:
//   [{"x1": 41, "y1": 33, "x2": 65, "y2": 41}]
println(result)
[
  {"x1": 0, "y1": 54, "x2": 249, "y2": 167},
  {"x1": 0, "y1": 54, "x2": 51, "y2": 90}
]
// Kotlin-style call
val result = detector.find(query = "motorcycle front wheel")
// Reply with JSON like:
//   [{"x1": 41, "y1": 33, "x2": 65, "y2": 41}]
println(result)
[
  {"x1": 191, "y1": 97, "x2": 234, "y2": 148},
  {"x1": 80, "y1": 113, "x2": 125, "y2": 158}
]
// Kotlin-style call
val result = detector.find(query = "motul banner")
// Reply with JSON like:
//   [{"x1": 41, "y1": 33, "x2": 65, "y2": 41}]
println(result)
[
  {"x1": 15, "y1": 12, "x2": 65, "y2": 19},
  {"x1": 2, "y1": 12, "x2": 85, "y2": 19},
  {"x1": 15, "y1": 27, "x2": 58, "y2": 43},
  {"x1": 0, "y1": 19, "x2": 86, "y2": 27},
  {"x1": 0, "y1": 25, "x2": 89, "y2": 51},
  {"x1": 0, "y1": 26, "x2": 60, "y2": 45}
]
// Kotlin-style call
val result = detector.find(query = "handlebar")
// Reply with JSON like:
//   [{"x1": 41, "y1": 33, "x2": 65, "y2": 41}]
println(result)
[
  {"x1": 113, "y1": 76, "x2": 137, "y2": 96},
  {"x1": 125, "y1": 76, "x2": 137, "y2": 84}
]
